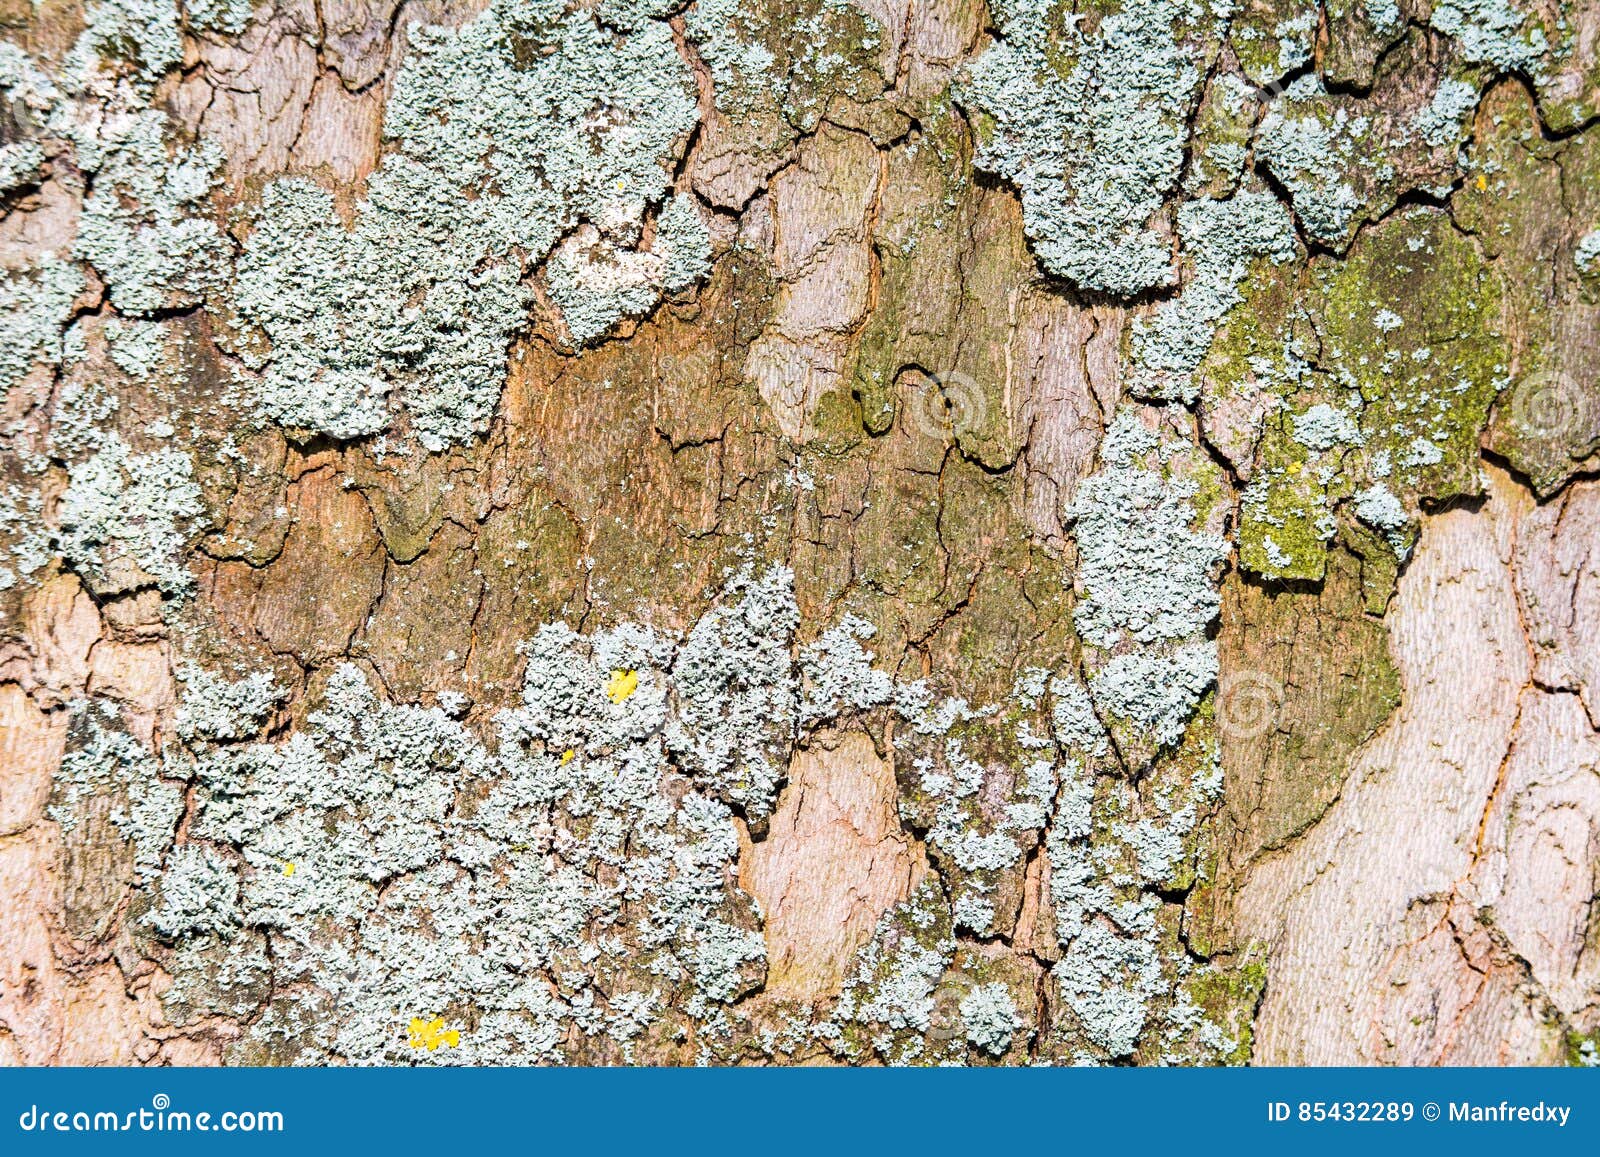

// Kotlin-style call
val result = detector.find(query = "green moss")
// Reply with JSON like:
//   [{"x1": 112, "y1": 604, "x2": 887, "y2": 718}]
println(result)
[
  {"x1": 1565, "y1": 1029, "x2": 1600, "y2": 1067},
  {"x1": 1313, "y1": 210, "x2": 1508, "y2": 504},
  {"x1": 1183, "y1": 950, "x2": 1268, "y2": 1066},
  {"x1": 1198, "y1": 247, "x2": 1302, "y2": 407},
  {"x1": 807, "y1": 387, "x2": 868, "y2": 454},
  {"x1": 1239, "y1": 418, "x2": 1334, "y2": 582},
  {"x1": 1236, "y1": 210, "x2": 1510, "y2": 585}
]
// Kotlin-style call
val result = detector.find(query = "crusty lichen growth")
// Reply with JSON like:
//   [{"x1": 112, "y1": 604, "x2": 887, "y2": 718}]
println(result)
[
  {"x1": 61, "y1": 570, "x2": 799, "y2": 1063},
  {"x1": 75, "y1": 113, "x2": 228, "y2": 315},
  {"x1": 0, "y1": 258, "x2": 84, "y2": 392},
  {"x1": 8, "y1": 0, "x2": 1596, "y2": 1076},
  {"x1": 1068, "y1": 409, "x2": 1227, "y2": 749},
  {"x1": 57, "y1": 434, "x2": 203, "y2": 597},
  {"x1": 959, "y1": 0, "x2": 1219, "y2": 296},
  {"x1": 228, "y1": 0, "x2": 707, "y2": 449},
  {"x1": 1129, "y1": 191, "x2": 1298, "y2": 404},
  {"x1": 53, "y1": 555, "x2": 1261, "y2": 1066},
  {"x1": 685, "y1": 0, "x2": 890, "y2": 204}
]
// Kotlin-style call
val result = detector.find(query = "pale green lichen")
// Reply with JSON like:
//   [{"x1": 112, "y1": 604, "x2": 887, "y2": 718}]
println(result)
[
  {"x1": 686, "y1": 0, "x2": 887, "y2": 171},
  {"x1": 74, "y1": 112, "x2": 228, "y2": 314},
  {"x1": 1353, "y1": 482, "x2": 1409, "y2": 555},
  {"x1": 1046, "y1": 721, "x2": 1231, "y2": 1061},
  {"x1": 836, "y1": 881, "x2": 956, "y2": 1057},
  {"x1": 231, "y1": 0, "x2": 703, "y2": 449},
  {"x1": 0, "y1": 42, "x2": 54, "y2": 194},
  {"x1": 1237, "y1": 210, "x2": 1508, "y2": 581},
  {"x1": 1050, "y1": 673, "x2": 1108, "y2": 755},
  {"x1": 1272, "y1": 10, "x2": 1318, "y2": 72},
  {"x1": 1291, "y1": 403, "x2": 1363, "y2": 450},
  {"x1": 903, "y1": 722, "x2": 1057, "y2": 933},
  {"x1": 103, "y1": 317, "x2": 172, "y2": 380},
  {"x1": 804, "y1": 647, "x2": 1062, "y2": 944},
  {"x1": 175, "y1": 666, "x2": 279, "y2": 742},
  {"x1": 1413, "y1": 79, "x2": 1482, "y2": 148},
  {"x1": 51, "y1": 703, "x2": 183, "y2": 881},
  {"x1": 543, "y1": 196, "x2": 710, "y2": 345},
  {"x1": 179, "y1": 653, "x2": 763, "y2": 1062},
  {"x1": 64, "y1": 555, "x2": 1255, "y2": 1065},
  {"x1": 1256, "y1": 82, "x2": 1365, "y2": 245},
  {"x1": 148, "y1": 845, "x2": 241, "y2": 940},
  {"x1": 0, "y1": 258, "x2": 84, "y2": 391},
  {"x1": 545, "y1": 229, "x2": 673, "y2": 347},
  {"x1": 1429, "y1": 0, "x2": 1548, "y2": 72},
  {"x1": 657, "y1": 194, "x2": 714, "y2": 293},
  {"x1": 1129, "y1": 191, "x2": 1297, "y2": 403},
  {"x1": 57, "y1": 434, "x2": 203, "y2": 596},
  {"x1": 1229, "y1": 0, "x2": 1318, "y2": 82},
  {"x1": 815, "y1": 618, "x2": 1242, "y2": 1064},
  {"x1": 959, "y1": 0, "x2": 1214, "y2": 296},
  {"x1": 185, "y1": 0, "x2": 257, "y2": 35},
  {"x1": 798, "y1": 615, "x2": 896, "y2": 725},
  {"x1": 74, "y1": 0, "x2": 184, "y2": 88},
  {"x1": 64, "y1": 570, "x2": 812, "y2": 1063},
  {"x1": 0, "y1": 486, "x2": 53, "y2": 593},
  {"x1": 959, "y1": 982, "x2": 1024, "y2": 1055},
  {"x1": 1089, "y1": 645, "x2": 1218, "y2": 748},
  {"x1": 1068, "y1": 412, "x2": 1226, "y2": 747},
  {"x1": 46, "y1": 372, "x2": 121, "y2": 461},
  {"x1": 1575, "y1": 230, "x2": 1600, "y2": 276},
  {"x1": 63, "y1": 0, "x2": 255, "y2": 94},
  {"x1": 0, "y1": 140, "x2": 45, "y2": 195},
  {"x1": 663, "y1": 565, "x2": 799, "y2": 815},
  {"x1": 1068, "y1": 412, "x2": 1227, "y2": 653}
]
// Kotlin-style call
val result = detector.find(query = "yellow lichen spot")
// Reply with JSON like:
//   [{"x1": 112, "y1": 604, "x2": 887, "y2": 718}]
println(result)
[
  {"x1": 1286, "y1": 461, "x2": 1301, "y2": 475},
  {"x1": 407, "y1": 1017, "x2": 461, "y2": 1051},
  {"x1": 1475, "y1": 173, "x2": 1487, "y2": 191},
  {"x1": 283, "y1": 862, "x2": 296, "y2": 877},
  {"x1": 561, "y1": 748, "x2": 576, "y2": 764},
  {"x1": 606, "y1": 669, "x2": 638, "y2": 704}
]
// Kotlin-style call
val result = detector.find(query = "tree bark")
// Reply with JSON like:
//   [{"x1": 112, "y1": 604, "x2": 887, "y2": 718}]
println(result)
[{"x1": 1, "y1": 0, "x2": 1598, "y2": 1066}]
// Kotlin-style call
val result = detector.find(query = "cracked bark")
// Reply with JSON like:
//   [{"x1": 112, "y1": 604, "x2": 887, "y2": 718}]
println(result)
[{"x1": 2, "y1": 0, "x2": 1599, "y2": 1066}]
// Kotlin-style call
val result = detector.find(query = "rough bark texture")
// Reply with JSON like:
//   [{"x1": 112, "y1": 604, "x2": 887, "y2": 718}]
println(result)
[{"x1": 1, "y1": 0, "x2": 1598, "y2": 1066}]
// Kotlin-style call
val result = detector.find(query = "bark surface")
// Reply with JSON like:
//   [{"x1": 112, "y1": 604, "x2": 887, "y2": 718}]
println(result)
[{"x1": 1, "y1": 0, "x2": 1598, "y2": 1066}]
